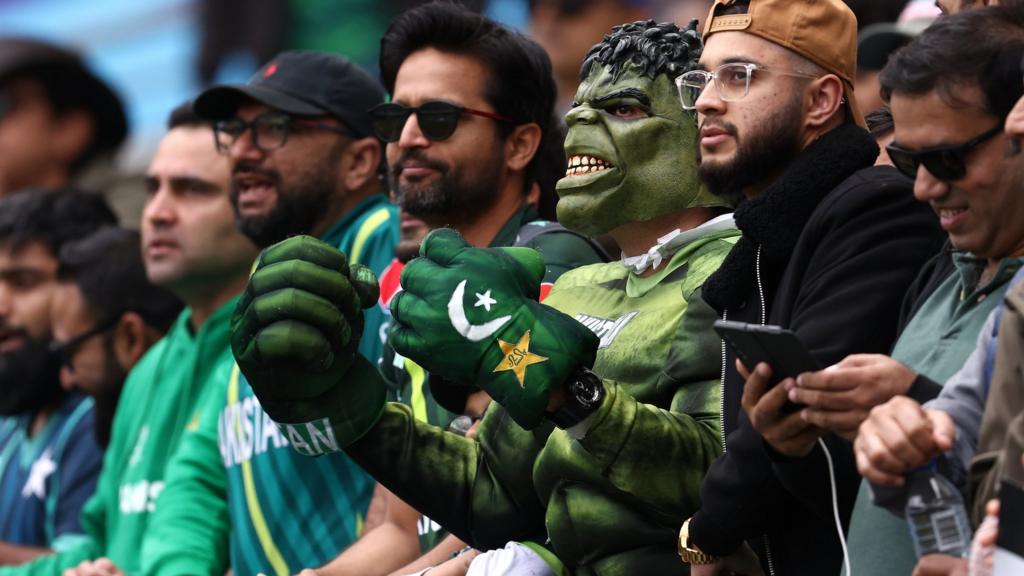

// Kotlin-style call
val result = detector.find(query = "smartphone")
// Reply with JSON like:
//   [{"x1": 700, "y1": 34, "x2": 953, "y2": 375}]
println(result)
[
  {"x1": 995, "y1": 479, "x2": 1024, "y2": 575},
  {"x1": 713, "y1": 320, "x2": 821, "y2": 411}
]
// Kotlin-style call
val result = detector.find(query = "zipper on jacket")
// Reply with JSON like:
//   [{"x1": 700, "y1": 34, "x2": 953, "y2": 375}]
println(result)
[
  {"x1": 719, "y1": 310, "x2": 728, "y2": 453},
  {"x1": 756, "y1": 245, "x2": 766, "y2": 325},
  {"x1": 717, "y1": 245, "x2": 776, "y2": 576},
  {"x1": 756, "y1": 244, "x2": 778, "y2": 576}
]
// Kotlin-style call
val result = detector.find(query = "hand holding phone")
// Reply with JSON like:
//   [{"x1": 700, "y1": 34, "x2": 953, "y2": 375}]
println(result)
[{"x1": 713, "y1": 320, "x2": 821, "y2": 404}]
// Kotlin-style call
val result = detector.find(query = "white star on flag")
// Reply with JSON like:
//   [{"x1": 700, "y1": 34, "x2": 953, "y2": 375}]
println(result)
[{"x1": 474, "y1": 290, "x2": 497, "y2": 312}]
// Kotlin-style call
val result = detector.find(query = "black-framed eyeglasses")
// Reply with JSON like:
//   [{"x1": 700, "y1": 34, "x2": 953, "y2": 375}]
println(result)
[
  {"x1": 447, "y1": 414, "x2": 483, "y2": 437},
  {"x1": 49, "y1": 317, "x2": 120, "y2": 371},
  {"x1": 213, "y1": 112, "x2": 358, "y2": 154},
  {"x1": 675, "y1": 63, "x2": 821, "y2": 110},
  {"x1": 886, "y1": 124, "x2": 1003, "y2": 182},
  {"x1": 369, "y1": 101, "x2": 514, "y2": 143}
]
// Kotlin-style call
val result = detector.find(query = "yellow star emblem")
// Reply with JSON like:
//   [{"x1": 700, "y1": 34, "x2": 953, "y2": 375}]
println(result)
[{"x1": 493, "y1": 330, "x2": 548, "y2": 388}]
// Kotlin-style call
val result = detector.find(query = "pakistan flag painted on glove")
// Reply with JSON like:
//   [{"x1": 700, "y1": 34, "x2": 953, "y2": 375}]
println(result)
[
  {"x1": 390, "y1": 228, "x2": 598, "y2": 429},
  {"x1": 231, "y1": 235, "x2": 387, "y2": 452}
]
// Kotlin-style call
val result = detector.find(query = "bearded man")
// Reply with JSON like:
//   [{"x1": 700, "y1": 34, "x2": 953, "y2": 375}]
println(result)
[
  {"x1": 232, "y1": 19, "x2": 741, "y2": 576},
  {"x1": 0, "y1": 189, "x2": 116, "y2": 564}
]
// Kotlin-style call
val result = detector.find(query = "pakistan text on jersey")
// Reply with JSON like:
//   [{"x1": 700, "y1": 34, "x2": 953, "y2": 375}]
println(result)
[
  {"x1": 574, "y1": 311, "x2": 639, "y2": 349},
  {"x1": 218, "y1": 395, "x2": 290, "y2": 467}
]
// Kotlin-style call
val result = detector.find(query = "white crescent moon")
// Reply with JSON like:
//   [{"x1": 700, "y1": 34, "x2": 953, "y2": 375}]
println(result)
[{"x1": 447, "y1": 280, "x2": 511, "y2": 342}]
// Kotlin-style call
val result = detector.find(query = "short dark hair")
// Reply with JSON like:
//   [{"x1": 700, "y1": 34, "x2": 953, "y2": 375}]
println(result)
[
  {"x1": 880, "y1": 4, "x2": 1024, "y2": 120},
  {"x1": 57, "y1": 227, "x2": 182, "y2": 332},
  {"x1": 865, "y1": 104, "x2": 893, "y2": 137},
  {"x1": 6, "y1": 64, "x2": 127, "y2": 174},
  {"x1": 844, "y1": 0, "x2": 910, "y2": 29},
  {"x1": 379, "y1": 2, "x2": 558, "y2": 194},
  {"x1": 0, "y1": 188, "x2": 118, "y2": 256},
  {"x1": 579, "y1": 19, "x2": 703, "y2": 84},
  {"x1": 168, "y1": 101, "x2": 209, "y2": 130}
]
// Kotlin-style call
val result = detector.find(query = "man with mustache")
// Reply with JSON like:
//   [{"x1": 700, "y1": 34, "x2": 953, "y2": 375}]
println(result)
[
  {"x1": 0, "y1": 189, "x2": 116, "y2": 564},
  {"x1": 0, "y1": 103, "x2": 259, "y2": 576},
  {"x1": 150, "y1": 52, "x2": 393, "y2": 574},
  {"x1": 675, "y1": 0, "x2": 944, "y2": 574},
  {"x1": 309, "y1": 7, "x2": 608, "y2": 575}
]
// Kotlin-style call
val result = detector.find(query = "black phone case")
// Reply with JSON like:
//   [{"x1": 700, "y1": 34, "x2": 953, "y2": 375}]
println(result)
[
  {"x1": 997, "y1": 479, "x2": 1024, "y2": 558},
  {"x1": 713, "y1": 320, "x2": 822, "y2": 412}
]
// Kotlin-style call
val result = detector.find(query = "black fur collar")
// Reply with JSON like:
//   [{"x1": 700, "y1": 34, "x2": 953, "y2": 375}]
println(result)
[{"x1": 702, "y1": 124, "x2": 879, "y2": 313}]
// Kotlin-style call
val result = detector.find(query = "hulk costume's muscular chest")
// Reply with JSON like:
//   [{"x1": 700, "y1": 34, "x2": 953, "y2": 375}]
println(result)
[{"x1": 516, "y1": 232, "x2": 735, "y2": 576}]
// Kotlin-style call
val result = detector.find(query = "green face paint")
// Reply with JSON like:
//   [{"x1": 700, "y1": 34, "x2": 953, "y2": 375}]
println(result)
[{"x1": 555, "y1": 62, "x2": 727, "y2": 237}]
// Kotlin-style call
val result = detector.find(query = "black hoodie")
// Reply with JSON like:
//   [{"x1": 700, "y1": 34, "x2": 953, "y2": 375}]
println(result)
[{"x1": 689, "y1": 124, "x2": 945, "y2": 575}]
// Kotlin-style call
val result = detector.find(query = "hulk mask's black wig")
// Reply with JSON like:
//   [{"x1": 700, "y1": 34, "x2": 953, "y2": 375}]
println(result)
[{"x1": 579, "y1": 19, "x2": 702, "y2": 83}]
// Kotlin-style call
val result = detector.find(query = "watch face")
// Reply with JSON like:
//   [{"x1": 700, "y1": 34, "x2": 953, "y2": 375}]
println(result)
[{"x1": 572, "y1": 372, "x2": 604, "y2": 406}]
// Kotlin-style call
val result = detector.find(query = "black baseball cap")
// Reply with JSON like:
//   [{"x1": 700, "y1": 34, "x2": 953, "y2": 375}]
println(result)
[
  {"x1": 0, "y1": 37, "x2": 127, "y2": 158},
  {"x1": 193, "y1": 50, "x2": 386, "y2": 138}
]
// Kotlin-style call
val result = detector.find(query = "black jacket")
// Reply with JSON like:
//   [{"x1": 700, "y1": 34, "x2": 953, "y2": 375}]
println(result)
[{"x1": 689, "y1": 124, "x2": 945, "y2": 575}]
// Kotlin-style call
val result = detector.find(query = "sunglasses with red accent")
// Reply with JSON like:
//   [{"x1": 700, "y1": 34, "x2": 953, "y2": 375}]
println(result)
[{"x1": 369, "y1": 101, "x2": 513, "y2": 143}]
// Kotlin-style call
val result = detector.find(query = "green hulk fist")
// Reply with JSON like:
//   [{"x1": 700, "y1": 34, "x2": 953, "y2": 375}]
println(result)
[
  {"x1": 390, "y1": 228, "x2": 598, "y2": 429},
  {"x1": 231, "y1": 235, "x2": 386, "y2": 453}
]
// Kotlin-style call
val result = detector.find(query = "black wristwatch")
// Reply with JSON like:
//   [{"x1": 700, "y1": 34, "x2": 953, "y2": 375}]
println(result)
[{"x1": 547, "y1": 367, "x2": 605, "y2": 429}]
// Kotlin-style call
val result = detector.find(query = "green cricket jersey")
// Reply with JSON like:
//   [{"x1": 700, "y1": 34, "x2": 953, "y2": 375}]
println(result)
[
  {"x1": 1, "y1": 300, "x2": 238, "y2": 576},
  {"x1": 145, "y1": 194, "x2": 396, "y2": 576},
  {"x1": 347, "y1": 222, "x2": 739, "y2": 576}
]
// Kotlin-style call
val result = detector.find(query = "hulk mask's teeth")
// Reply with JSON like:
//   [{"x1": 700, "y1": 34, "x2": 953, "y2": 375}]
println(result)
[{"x1": 564, "y1": 154, "x2": 614, "y2": 177}]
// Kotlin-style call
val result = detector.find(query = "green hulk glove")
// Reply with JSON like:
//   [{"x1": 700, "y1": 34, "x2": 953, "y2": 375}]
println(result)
[
  {"x1": 389, "y1": 228, "x2": 598, "y2": 429},
  {"x1": 231, "y1": 235, "x2": 386, "y2": 454}
]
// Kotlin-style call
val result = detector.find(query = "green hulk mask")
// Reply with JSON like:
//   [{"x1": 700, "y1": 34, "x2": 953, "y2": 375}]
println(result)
[{"x1": 556, "y1": 20, "x2": 728, "y2": 237}]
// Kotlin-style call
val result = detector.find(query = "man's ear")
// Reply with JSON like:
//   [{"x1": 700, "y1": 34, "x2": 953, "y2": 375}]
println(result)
[
  {"x1": 111, "y1": 312, "x2": 149, "y2": 371},
  {"x1": 804, "y1": 74, "x2": 845, "y2": 130},
  {"x1": 505, "y1": 123, "x2": 542, "y2": 173},
  {"x1": 50, "y1": 110, "x2": 95, "y2": 166},
  {"x1": 341, "y1": 137, "x2": 383, "y2": 192}
]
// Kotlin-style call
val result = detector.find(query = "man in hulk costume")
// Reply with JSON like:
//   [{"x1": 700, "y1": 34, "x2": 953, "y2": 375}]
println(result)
[{"x1": 233, "y1": 20, "x2": 738, "y2": 575}]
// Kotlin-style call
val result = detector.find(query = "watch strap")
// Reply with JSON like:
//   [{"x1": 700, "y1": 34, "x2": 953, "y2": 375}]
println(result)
[
  {"x1": 678, "y1": 519, "x2": 719, "y2": 565},
  {"x1": 547, "y1": 367, "x2": 603, "y2": 429}
]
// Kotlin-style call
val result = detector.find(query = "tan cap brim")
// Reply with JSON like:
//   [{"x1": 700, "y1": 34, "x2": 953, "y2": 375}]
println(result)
[{"x1": 843, "y1": 79, "x2": 866, "y2": 129}]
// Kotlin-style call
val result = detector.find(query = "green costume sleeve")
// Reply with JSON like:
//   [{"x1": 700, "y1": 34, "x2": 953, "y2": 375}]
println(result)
[
  {"x1": 140, "y1": 381, "x2": 230, "y2": 576},
  {"x1": 345, "y1": 401, "x2": 550, "y2": 551},
  {"x1": 573, "y1": 290, "x2": 722, "y2": 516}
]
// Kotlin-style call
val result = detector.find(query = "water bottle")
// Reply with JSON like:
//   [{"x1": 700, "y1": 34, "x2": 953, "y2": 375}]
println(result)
[{"x1": 905, "y1": 465, "x2": 973, "y2": 558}]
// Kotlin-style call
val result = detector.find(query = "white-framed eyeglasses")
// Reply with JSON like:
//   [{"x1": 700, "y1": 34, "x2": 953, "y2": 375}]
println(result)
[{"x1": 675, "y1": 63, "x2": 821, "y2": 110}]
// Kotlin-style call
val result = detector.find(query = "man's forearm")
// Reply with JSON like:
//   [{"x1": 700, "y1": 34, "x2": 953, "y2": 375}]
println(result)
[
  {"x1": 345, "y1": 403, "x2": 547, "y2": 550},
  {"x1": 0, "y1": 542, "x2": 50, "y2": 566},
  {"x1": 316, "y1": 521, "x2": 420, "y2": 576},
  {"x1": 387, "y1": 534, "x2": 468, "y2": 576}
]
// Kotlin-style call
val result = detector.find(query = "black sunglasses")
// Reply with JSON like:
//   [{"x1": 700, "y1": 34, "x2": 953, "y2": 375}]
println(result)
[
  {"x1": 49, "y1": 317, "x2": 120, "y2": 371},
  {"x1": 886, "y1": 124, "x2": 1003, "y2": 182},
  {"x1": 369, "y1": 101, "x2": 513, "y2": 143}
]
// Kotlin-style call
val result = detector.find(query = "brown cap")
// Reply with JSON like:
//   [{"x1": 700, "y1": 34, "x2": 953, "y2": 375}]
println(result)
[{"x1": 702, "y1": 0, "x2": 865, "y2": 128}]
